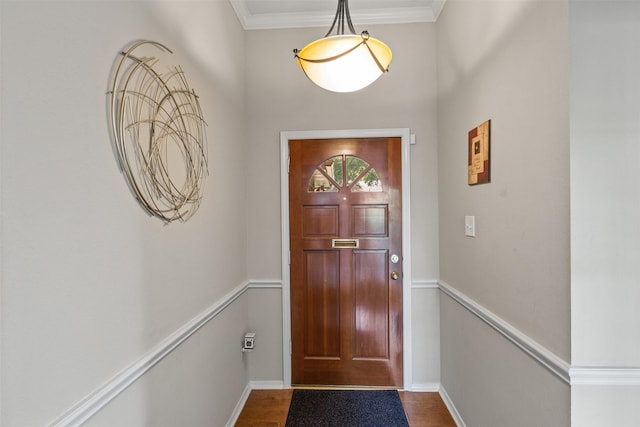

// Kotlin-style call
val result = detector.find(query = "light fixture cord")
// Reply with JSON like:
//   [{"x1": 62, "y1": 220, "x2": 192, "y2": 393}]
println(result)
[{"x1": 324, "y1": 0, "x2": 356, "y2": 37}]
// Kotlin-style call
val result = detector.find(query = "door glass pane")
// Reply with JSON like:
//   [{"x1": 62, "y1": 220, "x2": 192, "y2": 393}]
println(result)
[
  {"x1": 351, "y1": 167, "x2": 382, "y2": 192},
  {"x1": 308, "y1": 169, "x2": 337, "y2": 192},
  {"x1": 345, "y1": 156, "x2": 369, "y2": 186},
  {"x1": 308, "y1": 156, "x2": 342, "y2": 192},
  {"x1": 347, "y1": 156, "x2": 382, "y2": 192}
]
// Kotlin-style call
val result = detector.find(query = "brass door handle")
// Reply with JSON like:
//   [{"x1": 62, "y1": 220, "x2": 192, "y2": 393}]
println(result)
[{"x1": 391, "y1": 271, "x2": 400, "y2": 280}]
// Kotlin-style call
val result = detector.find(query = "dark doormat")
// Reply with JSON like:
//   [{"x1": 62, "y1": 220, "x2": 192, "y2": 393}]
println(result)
[{"x1": 285, "y1": 389, "x2": 410, "y2": 427}]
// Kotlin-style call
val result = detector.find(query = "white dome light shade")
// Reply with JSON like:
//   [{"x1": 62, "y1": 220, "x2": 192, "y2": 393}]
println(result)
[{"x1": 295, "y1": 33, "x2": 392, "y2": 93}]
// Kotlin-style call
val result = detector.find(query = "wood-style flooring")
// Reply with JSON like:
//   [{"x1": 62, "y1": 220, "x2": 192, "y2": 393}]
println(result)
[{"x1": 234, "y1": 389, "x2": 456, "y2": 426}]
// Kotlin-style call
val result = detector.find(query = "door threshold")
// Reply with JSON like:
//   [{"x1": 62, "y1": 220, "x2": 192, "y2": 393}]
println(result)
[{"x1": 292, "y1": 385, "x2": 402, "y2": 391}]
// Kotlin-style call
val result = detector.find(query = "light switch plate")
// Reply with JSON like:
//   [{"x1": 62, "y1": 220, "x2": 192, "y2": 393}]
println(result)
[{"x1": 465, "y1": 216, "x2": 476, "y2": 237}]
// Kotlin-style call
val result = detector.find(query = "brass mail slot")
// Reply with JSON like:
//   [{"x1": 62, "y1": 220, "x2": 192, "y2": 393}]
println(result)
[{"x1": 332, "y1": 238, "x2": 359, "y2": 249}]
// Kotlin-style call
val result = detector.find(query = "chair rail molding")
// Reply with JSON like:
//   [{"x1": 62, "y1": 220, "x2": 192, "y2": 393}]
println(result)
[
  {"x1": 570, "y1": 367, "x2": 640, "y2": 386},
  {"x1": 438, "y1": 280, "x2": 571, "y2": 384},
  {"x1": 48, "y1": 281, "x2": 250, "y2": 427},
  {"x1": 411, "y1": 280, "x2": 439, "y2": 289}
]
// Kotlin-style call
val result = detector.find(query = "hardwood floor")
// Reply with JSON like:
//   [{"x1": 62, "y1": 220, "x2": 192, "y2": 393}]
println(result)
[
  {"x1": 234, "y1": 389, "x2": 456, "y2": 426},
  {"x1": 235, "y1": 389, "x2": 292, "y2": 427},
  {"x1": 398, "y1": 391, "x2": 457, "y2": 427}
]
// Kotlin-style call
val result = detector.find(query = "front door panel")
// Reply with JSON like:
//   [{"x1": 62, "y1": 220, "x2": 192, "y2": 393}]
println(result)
[{"x1": 289, "y1": 137, "x2": 403, "y2": 387}]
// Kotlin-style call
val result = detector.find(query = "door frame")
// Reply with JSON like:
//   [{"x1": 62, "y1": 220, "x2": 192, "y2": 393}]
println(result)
[{"x1": 280, "y1": 128, "x2": 413, "y2": 389}]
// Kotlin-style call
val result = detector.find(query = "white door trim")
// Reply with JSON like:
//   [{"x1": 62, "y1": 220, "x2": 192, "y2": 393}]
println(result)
[{"x1": 280, "y1": 128, "x2": 413, "y2": 388}]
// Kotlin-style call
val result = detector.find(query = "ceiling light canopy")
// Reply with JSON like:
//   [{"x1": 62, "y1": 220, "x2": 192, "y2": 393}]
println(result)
[{"x1": 293, "y1": 0, "x2": 392, "y2": 93}]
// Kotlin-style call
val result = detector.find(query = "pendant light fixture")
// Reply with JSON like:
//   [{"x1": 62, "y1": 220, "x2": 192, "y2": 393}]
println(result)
[{"x1": 293, "y1": 0, "x2": 392, "y2": 93}]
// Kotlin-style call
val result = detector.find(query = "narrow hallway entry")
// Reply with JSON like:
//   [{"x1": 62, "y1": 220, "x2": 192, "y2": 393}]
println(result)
[{"x1": 235, "y1": 389, "x2": 456, "y2": 426}]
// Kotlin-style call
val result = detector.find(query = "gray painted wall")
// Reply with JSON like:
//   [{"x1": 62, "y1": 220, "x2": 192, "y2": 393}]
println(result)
[
  {"x1": 437, "y1": 0, "x2": 571, "y2": 360},
  {"x1": 244, "y1": 23, "x2": 440, "y2": 282},
  {"x1": 1, "y1": 1, "x2": 249, "y2": 425},
  {"x1": 437, "y1": 0, "x2": 572, "y2": 425}
]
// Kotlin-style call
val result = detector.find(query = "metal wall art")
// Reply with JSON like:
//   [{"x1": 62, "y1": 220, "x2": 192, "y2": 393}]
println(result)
[{"x1": 108, "y1": 40, "x2": 208, "y2": 223}]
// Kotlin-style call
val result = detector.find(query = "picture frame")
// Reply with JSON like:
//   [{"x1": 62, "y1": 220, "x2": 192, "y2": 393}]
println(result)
[{"x1": 468, "y1": 120, "x2": 490, "y2": 185}]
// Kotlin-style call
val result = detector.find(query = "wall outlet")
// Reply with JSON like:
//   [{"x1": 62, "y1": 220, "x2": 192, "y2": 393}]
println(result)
[{"x1": 243, "y1": 332, "x2": 255, "y2": 351}]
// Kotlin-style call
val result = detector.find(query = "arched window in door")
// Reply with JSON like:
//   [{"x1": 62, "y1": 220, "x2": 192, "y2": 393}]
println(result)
[{"x1": 307, "y1": 155, "x2": 382, "y2": 193}]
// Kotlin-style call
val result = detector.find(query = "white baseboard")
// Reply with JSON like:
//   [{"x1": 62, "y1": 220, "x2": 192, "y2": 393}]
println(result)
[
  {"x1": 225, "y1": 381, "x2": 285, "y2": 426},
  {"x1": 408, "y1": 382, "x2": 440, "y2": 392},
  {"x1": 251, "y1": 380, "x2": 286, "y2": 389},
  {"x1": 439, "y1": 385, "x2": 466, "y2": 427},
  {"x1": 226, "y1": 382, "x2": 253, "y2": 427}
]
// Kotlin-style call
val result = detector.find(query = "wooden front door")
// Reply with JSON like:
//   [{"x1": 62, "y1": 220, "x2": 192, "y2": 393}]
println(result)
[{"x1": 289, "y1": 137, "x2": 403, "y2": 387}]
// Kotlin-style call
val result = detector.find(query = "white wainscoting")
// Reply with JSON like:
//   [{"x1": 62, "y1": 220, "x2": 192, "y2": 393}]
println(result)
[
  {"x1": 50, "y1": 278, "x2": 640, "y2": 427},
  {"x1": 48, "y1": 282, "x2": 250, "y2": 427},
  {"x1": 438, "y1": 279, "x2": 571, "y2": 384},
  {"x1": 439, "y1": 280, "x2": 640, "y2": 388}
]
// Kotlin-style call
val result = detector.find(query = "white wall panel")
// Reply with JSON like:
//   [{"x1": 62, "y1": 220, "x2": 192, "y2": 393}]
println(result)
[
  {"x1": 570, "y1": 1, "x2": 640, "y2": 425},
  {"x1": 570, "y1": 0, "x2": 640, "y2": 369}
]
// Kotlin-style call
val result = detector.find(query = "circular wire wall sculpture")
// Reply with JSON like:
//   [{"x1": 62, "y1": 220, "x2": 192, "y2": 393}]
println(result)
[{"x1": 108, "y1": 40, "x2": 208, "y2": 224}]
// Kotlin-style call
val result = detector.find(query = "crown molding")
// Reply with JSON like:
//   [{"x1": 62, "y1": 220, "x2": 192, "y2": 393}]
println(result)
[{"x1": 229, "y1": 1, "x2": 446, "y2": 30}]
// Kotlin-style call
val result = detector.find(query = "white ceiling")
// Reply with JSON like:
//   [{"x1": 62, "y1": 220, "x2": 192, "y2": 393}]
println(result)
[{"x1": 229, "y1": 0, "x2": 447, "y2": 30}]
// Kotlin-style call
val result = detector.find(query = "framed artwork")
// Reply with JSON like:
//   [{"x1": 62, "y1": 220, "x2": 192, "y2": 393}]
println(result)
[{"x1": 468, "y1": 120, "x2": 490, "y2": 185}]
